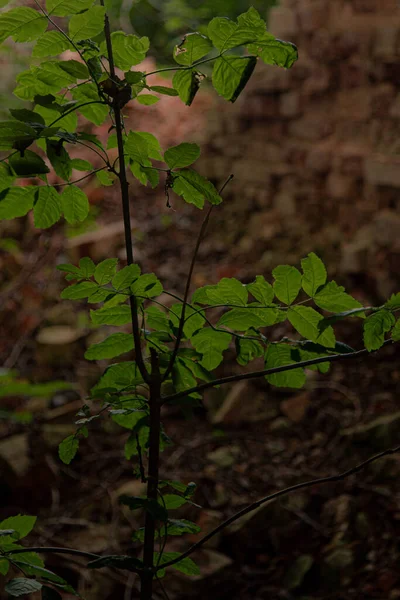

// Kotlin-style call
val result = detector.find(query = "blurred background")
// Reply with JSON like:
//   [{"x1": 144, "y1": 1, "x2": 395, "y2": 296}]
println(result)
[{"x1": 1, "y1": 0, "x2": 400, "y2": 598}]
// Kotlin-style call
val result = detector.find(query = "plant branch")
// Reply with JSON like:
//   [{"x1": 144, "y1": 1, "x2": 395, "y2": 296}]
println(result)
[
  {"x1": 100, "y1": 0, "x2": 150, "y2": 384},
  {"x1": 74, "y1": 140, "x2": 111, "y2": 167},
  {"x1": 161, "y1": 340, "x2": 395, "y2": 405},
  {"x1": 51, "y1": 168, "x2": 106, "y2": 187},
  {"x1": 162, "y1": 175, "x2": 234, "y2": 383},
  {"x1": 48, "y1": 101, "x2": 108, "y2": 128},
  {"x1": 145, "y1": 55, "x2": 219, "y2": 77},
  {"x1": 32, "y1": 0, "x2": 105, "y2": 100},
  {"x1": 156, "y1": 442, "x2": 400, "y2": 571}
]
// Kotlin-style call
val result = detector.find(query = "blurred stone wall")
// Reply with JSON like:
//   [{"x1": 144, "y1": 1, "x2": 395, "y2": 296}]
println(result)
[{"x1": 199, "y1": 0, "x2": 400, "y2": 300}]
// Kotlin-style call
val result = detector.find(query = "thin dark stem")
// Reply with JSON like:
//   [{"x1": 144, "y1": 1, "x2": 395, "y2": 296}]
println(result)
[
  {"x1": 162, "y1": 175, "x2": 234, "y2": 383},
  {"x1": 5, "y1": 547, "x2": 100, "y2": 560},
  {"x1": 48, "y1": 101, "x2": 107, "y2": 128},
  {"x1": 145, "y1": 55, "x2": 219, "y2": 77},
  {"x1": 161, "y1": 340, "x2": 395, "y2": 406},
  {"x1": 74, "y1": 140, "x2": 111, "y2": 167},
  {"x1": 52, "y1": 168, "x2": 106, "y2": 187},
  {"x1": 100, "y1": 0, "x2": 150, "y2": 384},
  {"x1": 156, "y1": 443, "x2": 400, "y2": 571},
  {"x1": 141, "y1": 350, "x2": 162, "y2": 600},
  {"x1": 136, "y1": 433, "x2": 146, "y2": 483}
]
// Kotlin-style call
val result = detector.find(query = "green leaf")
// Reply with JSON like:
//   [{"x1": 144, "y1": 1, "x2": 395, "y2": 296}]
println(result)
[
  {"x1": 70, "y1": 158, "x2": 92, "y2": 171},
  {"x1": 0, "y1": 187, "x2": 35, "y2": 220},
  {"x1": 249, "y1": 38, "x2": 298, "y2": 69},
  {"x1": 392, "y1": 319, "x2": 400, "y2": 341},
  {"x1": 58, "y1": 435, "x2": 79, "y2": 465},
  {"x1": 0, "y1": 516, "x2": 36, "y2": 541},
  {"x1": 208, "y1": 278, "x2": 248, "y2": 306},
  {"x1": 169, "y1": 303, "x2": 205, "y2": 338},
  {"x1": 90, "y1": 305, "x2": 131, "y2": 326},
  {"x1": 165, "y1": 519, "x2": 201, "y2": 536},
  {"x1": 288, "y1": 305, "x2": 336, "y2": 348},
  {"x1": 149, "y1": 85, "x2": 178, "y2": 97},
  {"x1": 165, "y1": 143, "x2": 200, "y2": 169},
  {"x1": 131, "y1": 273, "x2": 163, "y2": 299},
  {"x1": 69, "y1": 5, "x2": 105, "y2": 40},
  {"x1": 125, "y1": 132, "x2": 151, "y2": 166},
  {"x1": 190, "y1": 328, "x2": 231, "y2": 370},
  {"x1": 155, "y1": 552, "x2": 200, "y2": 576},
  {"x1": 236, "y1": 336, "x2": 264, "y2": 366},
  {"x1": 9, "y1": 151, "x2": 49, "y2": 177},
  {"x1": 208, "y1": 7, "x2": 267, "y2": 51},
  {"x1": 59, "y1": 60, "x2": 90, "y2": 80},
  {"x1": 102, "y1": 31, "x2": 149, "y2": 70},
  {"x1": 61, "y1": 185, "x2": 89, "y2": 224},
  {"x1": 314, "y1": 281, "x2": 363, "y2": 313},
  {"x1": 386, "y1": 292, "x2": 400, "y2": 310},
  {"x1": 85, "y1": 333, "x2": 134, "y2": 360},
  {"x1": 172, "y1": 169, "x2": 222, "y2": 208},
  {"x1": 217, "y1": 307, "x2": 278, "y2": 330},
  {"x1": 145, "y1": 306, "x2": 170, "y2": 332},
  {"x1": 35, "y1": 103, "x2": 77, "y2": 132},
  {"x1": 265, "y1": 344, "x2": 306, "y2": 388},
  {"x1": 46, "y1": 0, "x2": 94, "y2": 17},
  {"x1": 12, "y1": 562, "x2": 65, "y2": 585},
  {"x1": 0, "y1": 7, "x2": 47, "y2": 44},
  {"x1": 130, "y1": 162, "x2": 159, "y2": 188},
  {"x1": 72, "y1": 83, "x2": 108, "y2": 125},
  {"x1": 61, "y1": 281, "x2": 99, "y2": 300},
  {"x1": 173, "y1": 32, "x2": 213, "y2": 66},
  {"x1": 301, "y1": 252, "x2": 327, "y2": 297},
  {"x1": 212, "y1": 55, "x2": 257, "y2": 103},
  {"x1": 0, "y1": 559, "x2": 9, "y2": 576},
  {"x1": 272, "y1": 265, "x2": 302, "y2": 305},
  {"x1": 162, "y1": 494, "x2": 187, "y2": 509},
  {"x1": 96, "y1": 170, "x2": 116, "y2": 186},
  {"x1": 0, "y1": 121, "x2": 37, "y2": 151},
  {"x1": 94, "y1": 258, "x2": 118, "y2": 285},
  {"x1": 363, "y1": 310, "x2": 395, "y2": 351},
  {"x1": 136, "y1": 94, "x2": 159, "y2": 105},
  {"x1": 113, "y1": 411, "x2": 147, "y2": 432},
  {"x1": 32, "y1": 31, "x2": 73, "y2": 57},
  {"x1": 33, "y1": 186, "x2": 62, "y2": 229},
  {"x1": 0, "y1": 163, "x2": 15, "y2": 191},
  {"x1": 78, "y1": 256, "x2": 95, "y2": 277},
  {"x1": 10, "y1": 108, "x2": 45, "y2": 126},
  {"x1": 124, "y1": 71, "x2": 145, "y2": 84},
  {"x1": 247, "y1": 275, "x2": 274, "y2": 304},
  {"x1": 112, "y1": 264, "x2": 141, "y2": 291},
  {"x1": 172, "y1": 69, "x2": 200, "y2": 106},
  {"x1": 46, "y1": 140, "x2": 72, "y2": 181},
  {"x1": 5, "y1": 578, "x2": 42, "y2": 597}
]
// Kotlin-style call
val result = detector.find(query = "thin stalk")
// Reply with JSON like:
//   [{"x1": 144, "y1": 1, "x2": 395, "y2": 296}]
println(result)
[
  {"x1": 141, "y1": 349, "x2": 162, "y2": 600},
  {"x1": 162, "y1": 175, "x2": 233, "y2": 382},
  {"x1": 48, "y1": 101, "x2": 107, "y2": 128},
  {"x1": 161, "y1": 340, "x2": 394, "y2": 406},
  {"x1": 100, "y1": 0, "x2": 150, "y2": 384}
]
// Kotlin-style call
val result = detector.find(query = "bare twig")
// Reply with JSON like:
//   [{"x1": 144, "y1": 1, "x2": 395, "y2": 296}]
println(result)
[{"x1": 156, "y1": 442, "x2": 400, "y2": 571}]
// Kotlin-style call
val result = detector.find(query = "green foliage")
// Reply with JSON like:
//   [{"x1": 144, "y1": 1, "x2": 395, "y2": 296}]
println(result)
[{"x1": 0, "y1": 2, "x2": 398, "y2": 598}]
